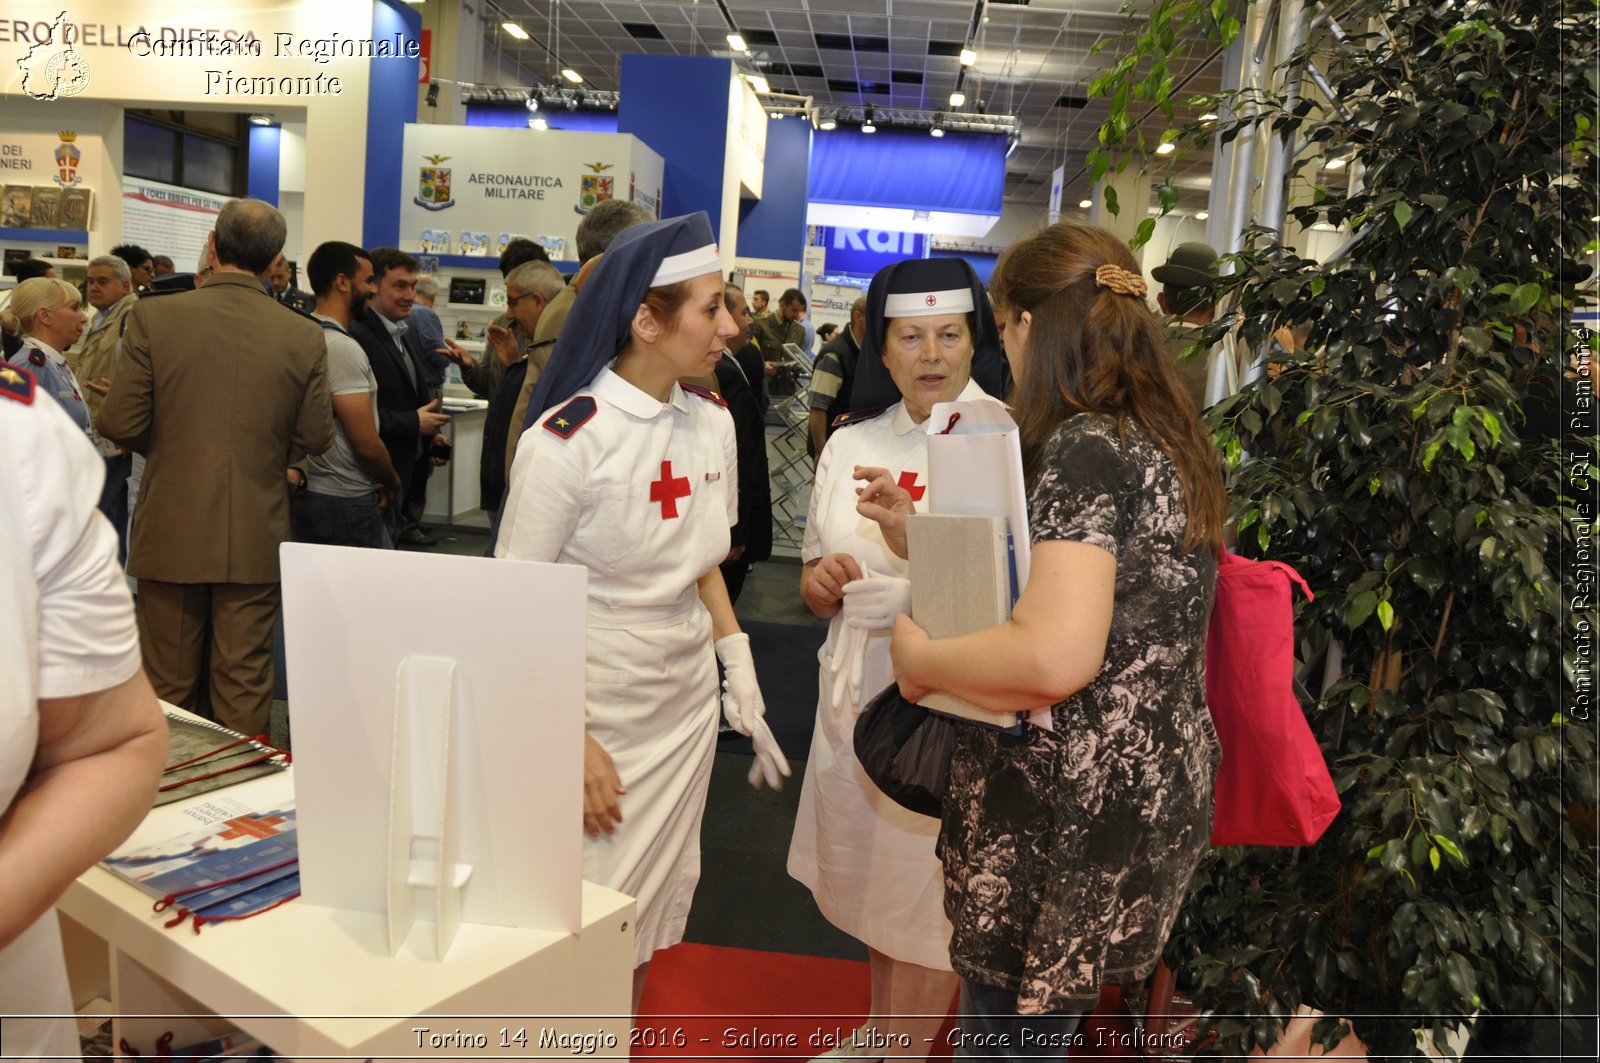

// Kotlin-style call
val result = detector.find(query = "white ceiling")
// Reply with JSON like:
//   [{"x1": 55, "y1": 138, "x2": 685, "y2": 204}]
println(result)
[{"x1": 480, "y1": 0, "x2": 1225, "y2": 210}]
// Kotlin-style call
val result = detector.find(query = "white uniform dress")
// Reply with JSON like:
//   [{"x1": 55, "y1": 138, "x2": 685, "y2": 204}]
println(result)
[
  {"x1": 787, "y1": 377, "x2": 989, "y2": 970},
  {"x1": 497, "y1": 367, "x2": 737, "y2": 966},
  {"x1": 0, "y1": 373, "x2": 142, "y2": 1059}
]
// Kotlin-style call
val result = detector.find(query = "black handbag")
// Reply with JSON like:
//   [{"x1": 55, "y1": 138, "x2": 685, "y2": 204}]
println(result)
[{"x1": 852, "y1": 683, "x2": 958, "y2": 819}]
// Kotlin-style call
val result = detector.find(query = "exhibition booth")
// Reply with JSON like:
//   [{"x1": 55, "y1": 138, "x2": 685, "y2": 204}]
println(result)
[{"x1": 0, "y1": 0, "x2": 1024, "y2": 1050}]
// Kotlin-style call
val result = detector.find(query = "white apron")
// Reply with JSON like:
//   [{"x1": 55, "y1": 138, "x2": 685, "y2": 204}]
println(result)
[{"x1": 785, "y1": 382, "x2": 990, "y2": 971}]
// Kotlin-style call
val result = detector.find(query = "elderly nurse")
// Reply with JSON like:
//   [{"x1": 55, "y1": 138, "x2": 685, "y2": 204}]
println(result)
[{"x1": 789, "y1": 257, "x2": 1007, "y2": 1060}]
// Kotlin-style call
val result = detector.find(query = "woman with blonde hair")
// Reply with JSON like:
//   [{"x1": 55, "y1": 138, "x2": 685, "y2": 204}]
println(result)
[
  {"x1": 866, "y1": 222, "x2": 1227, "y2": 1056},
  {"x1": 2, "y1": 277, "x2": 92, "y2": 436}
]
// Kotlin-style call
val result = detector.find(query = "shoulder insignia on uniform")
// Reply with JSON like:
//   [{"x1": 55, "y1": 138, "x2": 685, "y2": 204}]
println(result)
[
  {"x1": 27, "y1": 349, "x2": 46, "y2": 367},
  {"x1": 0, "y1": 364, "x2": 36, "y2": 405},
  {"x1": 680, "y1": 382, "x2": 728, "y2": 408},
  {"x1": 543, "y1": 395, "x2": 597, "y2": 439},
  {"x1": 832, "y1": 405, "x2": 886, "y2": 430}
]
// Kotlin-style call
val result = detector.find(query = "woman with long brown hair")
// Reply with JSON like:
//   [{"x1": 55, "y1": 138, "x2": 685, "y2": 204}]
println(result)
[{"x1": 872, "y1": 222, "x2": 1226, "y2": 1055}]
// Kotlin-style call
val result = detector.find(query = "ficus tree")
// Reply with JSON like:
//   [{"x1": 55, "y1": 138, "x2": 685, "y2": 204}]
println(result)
[{"x1": 1091, "y1": 0, "x2": 1597, "y2": 1057}]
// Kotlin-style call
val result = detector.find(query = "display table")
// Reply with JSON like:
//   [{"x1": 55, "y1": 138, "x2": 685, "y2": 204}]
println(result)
[
  {"x1": 424, "y1": 397, "x2": 489, "y2": 527},
  {"x1": 59, "y1": 770, "x2": 635, "y2": 1061}
]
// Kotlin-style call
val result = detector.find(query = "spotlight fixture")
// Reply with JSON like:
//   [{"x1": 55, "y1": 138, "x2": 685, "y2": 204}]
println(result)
[
  {"x1": 1196, "y1": 210, "x2": 1210, "y2": 220},
  {"x1": 861, "y1": 106, "x2": 876, "y2": 133},
  {"x1": 502, "y1": 22, "x2": 529, "y2": 41},
  {"x1": 248, "y1": 114, "x2": 275, "y2": 126},
  {"x1": 525, "y1": 94, "x2": 539, "y2": 112},
  {"x1": 528, "y1": 116, "x2": 549, "y2": 130},
  {"x1": 770, "y1": 110, "x2": 782, "y2": 120},
  {"x1": 727, "y1": 32, "x2": 748, "y2": 52},
  {"x1": 818, "y1": 115, "x2": 837, "y2": 131},
  {"x1": 1155, "y1": 141, "x2": 1176, "y2": 155},
  {"x1": 951, "y1": 91, "x2": 967, "y2": 108},
  {"x1": 561, "y1": 68, "x2": 583, "y2": 84},
  {"x1": 1078, "y1": 198, "x2": 1093, "y2": 209},
  {"x1": 746, "y1": 73, "x2": 770, "y2": 94},
  {"x1": 960, "y1": 48, "x2": 977, "y2": 66},
  {"x1": 425, "y1": 82, "x2": 439, "y2": 108},
  {"x1": 565, "y1": 95, "x2": 578, "y2": 110},
  {"x1": 1324, "y1": 154, "x2": 1348, "y2": 169}
]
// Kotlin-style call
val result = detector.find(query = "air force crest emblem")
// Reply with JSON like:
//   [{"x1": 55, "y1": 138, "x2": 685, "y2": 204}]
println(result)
[
  {"x1": 575, "y1": 162, "x2": 615, "y2": 216},
  {"x1": 415, "y1": 155, "x2": 455, "y2": 211}
]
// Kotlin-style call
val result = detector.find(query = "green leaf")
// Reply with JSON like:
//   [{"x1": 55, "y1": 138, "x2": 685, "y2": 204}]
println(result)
[
  {"x1": 1509, "y1": 283, "x2": 1541, "y2": 315},
  {"x1": 1347, "y1": 590, "x2": 1378, "y2": 629},
  {"x1": 1433, "y1": 835, "x2": 1466, "y2": 864},
  {"x1": 1507, "y1": 742, "x2": 1532, "y2": 780},
  {"x1": 1429, "y1": 846, "x2": 1441, "y2": 872},
  {"x1": 1310, "y1": 277, "x2": 1325, "y2": 297},
  {"x1": 1423, "y1": 439, "x2": 1443, "y2": 471},
  {"x1": 1132, "y1": 217, "x2": 1157, "y2": 248},
  {"x1": 1369, "y1": 475, "x2": 1382, "y2": 497},
  {"x1": 1158, "y1": 184, "x2": 1181, "y2": 211},
  {"x1": 1104, "y1": 184, "x2": 1121, "y2": 217},
  {"x1": 1394, "y1": 202, "x2": 1413, "y2": 230},
  {"x1": 1377, "y1": 599, "x2": 1395, "y2": 632},
  {"x1": 1480, "y1": 410, "x2": 1502, "y2": 445}
]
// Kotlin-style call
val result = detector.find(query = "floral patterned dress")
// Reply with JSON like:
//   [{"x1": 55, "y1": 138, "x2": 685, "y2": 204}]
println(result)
[{"x1": 940, "y1": 414, "x2": 1222, "y2": 1014}]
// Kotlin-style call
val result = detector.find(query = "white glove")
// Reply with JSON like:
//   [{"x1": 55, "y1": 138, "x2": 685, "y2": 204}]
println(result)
[
  {"x1": 828, "y1": 623, "x2": 868, "y2": 716},
  {"x1": 715, "y1": 632, "x2": 766, "y2": 736},
  {"x1": 747, "y1": 716, "x2": 792, "y2": 790},
  {"x1": 841, "y1": 573, "x2": 912, "y2": 631}
]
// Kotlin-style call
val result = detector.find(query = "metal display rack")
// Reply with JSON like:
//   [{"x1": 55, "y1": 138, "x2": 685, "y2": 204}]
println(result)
[{"x1": 765, "y1": 344, "x2": 814, "y2": 554}]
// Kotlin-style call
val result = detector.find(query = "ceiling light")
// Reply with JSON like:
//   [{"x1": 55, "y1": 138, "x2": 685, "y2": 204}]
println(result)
[
  {"x1": 502, "y1": 22, "x2": 529, "y2": 41},
  {"x1": 950, "y1": 90, "x2": 966, "y2": 107},
  {"x1": 960, "y1": 48, "x2": 977, "y2": 66},
  {"x1": 931, "y1": 115, "x2": 945, "y2": 138},
  {"x1": 1196, "y1": 210, "x2": 1210, "y2": 220},
  {"x1": 746, "y1": 73, "x2": 770, "y2": 94},
  {"x1": 1155, "y1": 141, "x2": 1176, "y2": 155},
  {"x1": 862, "y1": 106, "x2": 877, "y2": 133},
  {"x1": 528, "y1": 116, "x2": 548, "y2": 130},
  {"x1": 1312, "y1": 221, "x2": 1336, "y2": 231},
  {"x1": 819, "y1": 116, "x2": 837, "y2": 131},
  {"x1": 1199, "y1": 112, "x2": 1219, "y2": 122},
  {"x1": 1078, "y1": 198, "x2": 1092, "y2": 209},
  {"x1": 248, "y1": 114, "x2": 274, "y2": 126},
  {"x1": 1324, "y1": 155, "x2": 1348, "y2": 169},
  {"x1": 561, "y1": 68, "x2": 583, "y2": 84},
  {"x1": 727, "y1": 32, "x2": 747, "y2": 52},
  {"x1": 770, "y1": 110, "x2": 782, "y2": 120},
  {"x1": 1591, "y1": 214, "x2": 1600, "y2": 222}
]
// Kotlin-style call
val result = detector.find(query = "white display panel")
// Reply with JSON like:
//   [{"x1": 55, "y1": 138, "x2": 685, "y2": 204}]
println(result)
[
  {"x1": 280, "y1": 544, "x2": 587, "y2": 954},
  {"x1": 397, "y1": 123, "x2": 664, "y2": 260}
]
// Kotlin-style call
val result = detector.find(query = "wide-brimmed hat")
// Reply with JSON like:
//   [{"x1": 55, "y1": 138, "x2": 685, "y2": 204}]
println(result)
[{"x1": 1151, "y1": 241, "x2": 1220, "y2": 288}]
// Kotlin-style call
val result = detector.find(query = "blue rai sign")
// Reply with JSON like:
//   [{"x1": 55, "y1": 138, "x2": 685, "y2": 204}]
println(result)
[{"x1": 818, "y1": 227, "x2": 928, "y2": 277}]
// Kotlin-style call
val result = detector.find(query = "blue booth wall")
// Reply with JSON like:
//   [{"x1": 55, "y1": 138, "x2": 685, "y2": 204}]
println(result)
[
  {"x1": 363, "y1": 0, "x2": 422, "y2": 248},
  {"x1": 736, "y1": 117, "x2": 810, "y2": 263},
  {"x1": 808, "y1": 128, "x2": 1006, "y2": 217},
  {"x1": 466, "y1": 105, "x2": 620, "y2": 134}
]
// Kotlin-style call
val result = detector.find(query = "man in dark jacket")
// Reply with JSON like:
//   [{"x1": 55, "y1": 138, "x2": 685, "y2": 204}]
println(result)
[{"x1": 347, "y1": 247, "x2": 450, "y2": 543}]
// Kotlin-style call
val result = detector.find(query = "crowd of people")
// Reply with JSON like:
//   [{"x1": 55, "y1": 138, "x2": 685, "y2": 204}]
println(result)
[{"x1": 3, "y1": 194, "x2": 1231, "y2": 1060}]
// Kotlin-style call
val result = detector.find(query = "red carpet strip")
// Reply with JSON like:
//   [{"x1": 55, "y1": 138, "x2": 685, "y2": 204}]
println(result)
[{"x1": 637, "y1": 942, "x2": 1155, "y2": 1060}]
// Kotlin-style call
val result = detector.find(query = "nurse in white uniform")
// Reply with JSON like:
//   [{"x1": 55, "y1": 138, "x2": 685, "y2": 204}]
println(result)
[
  {"x1": 0, "y1": 364, "x2": 166, "y2": 1061},
  {"x1": 789, "y1": 259, "x2": 1008, "y2": 1060},
  {"x1": 495, "y1": 213, "x2": 789, "y2": 1018}
]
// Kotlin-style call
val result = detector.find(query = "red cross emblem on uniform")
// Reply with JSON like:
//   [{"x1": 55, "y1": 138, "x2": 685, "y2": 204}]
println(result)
[
  {"x1": 650, "y1": 460, "x2": 692, "y2": 519},
  {"x1": 925, "y1": 294, "x2": 938, "y2": 307},
  {"x1": 897, "y1": 471, "x2": 926, "y2": 502}
]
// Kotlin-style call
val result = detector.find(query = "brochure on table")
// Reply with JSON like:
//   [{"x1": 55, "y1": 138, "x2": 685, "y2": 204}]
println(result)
[
  {"x1": 399, "y1": 124, "x2": 665, "y2": 262},
  {"x1": 281, "y1": 544, "x2": 587, "y2": 961}
]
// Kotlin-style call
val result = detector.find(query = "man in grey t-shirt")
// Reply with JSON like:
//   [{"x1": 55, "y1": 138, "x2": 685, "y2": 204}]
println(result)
[{"x1": 292, "y1": 241, "x2": 402, "y2": 549}]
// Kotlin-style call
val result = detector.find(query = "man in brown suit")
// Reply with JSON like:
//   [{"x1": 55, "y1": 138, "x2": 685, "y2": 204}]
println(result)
[{"x1": 97, "y1": 198, "x2": 334, "y2": 736}]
